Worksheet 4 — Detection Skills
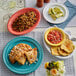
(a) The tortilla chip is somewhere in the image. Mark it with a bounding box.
[61,39,75,53]
[58,47,69,56]
[65,33,69,40]
[51,46,60,56]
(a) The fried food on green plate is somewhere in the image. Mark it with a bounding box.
[15,55,26,65]
[9,43,32,65]
[24,48,37,64]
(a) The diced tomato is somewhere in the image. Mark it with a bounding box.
[47,30,62,44]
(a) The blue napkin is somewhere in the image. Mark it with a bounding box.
[49,0,76,29]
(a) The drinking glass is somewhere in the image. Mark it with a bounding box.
[17,0,25,8]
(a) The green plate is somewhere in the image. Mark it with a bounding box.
[3,36,43,74]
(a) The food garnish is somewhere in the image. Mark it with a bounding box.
[12,11,37,32]
[48,7,64,20]
[9,43,37,65]
[45,61,65,76]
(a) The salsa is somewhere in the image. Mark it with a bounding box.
[47,30,62,44]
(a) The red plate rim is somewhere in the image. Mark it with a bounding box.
[7,8,41,35]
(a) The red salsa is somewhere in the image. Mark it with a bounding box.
[47,30,62,44]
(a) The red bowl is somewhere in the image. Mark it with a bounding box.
[7,8,41,35]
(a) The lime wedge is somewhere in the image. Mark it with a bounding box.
[55,13,64,18]
[54,7,61,13]
[50,14,56,20]
[9,1,16,9]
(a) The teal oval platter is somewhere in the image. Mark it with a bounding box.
[3,36,43,74]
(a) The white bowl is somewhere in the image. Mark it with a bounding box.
[43,27,75,59]
[43,3,69,24]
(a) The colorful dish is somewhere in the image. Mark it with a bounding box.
[45,61,65,76]
[44,27,65,46]
[7,8,40,35]
[3,37,43,74]
[43,27,75,59]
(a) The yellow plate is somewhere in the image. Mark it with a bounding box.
[44,27,65,46]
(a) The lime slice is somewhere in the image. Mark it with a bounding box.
[48,8,51,14]
[9,1,16,9]
[50,14,56,20]
[51,8,56,15]
[55,13,64,18]
[54,7,61,13]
